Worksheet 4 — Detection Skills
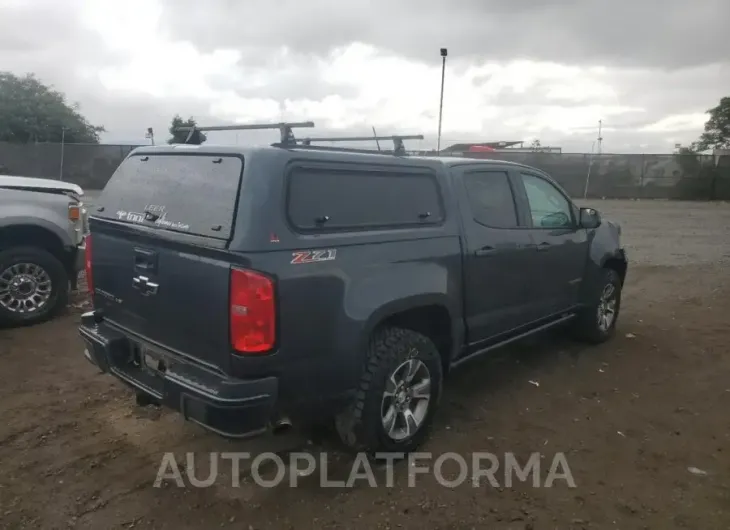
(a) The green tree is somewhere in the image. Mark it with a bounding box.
[168,115,207,144]
[693,96,730,152]
[0,72,104,143]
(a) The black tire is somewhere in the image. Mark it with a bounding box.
[0,246,69,326]
[335,327,443,455]
[573,268,622,344]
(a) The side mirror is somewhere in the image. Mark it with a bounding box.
[540,212,571,228]
[579,207,601,229]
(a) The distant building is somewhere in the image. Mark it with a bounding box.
[440,141,562,155]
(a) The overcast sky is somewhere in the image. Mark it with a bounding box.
[1,0,728,152]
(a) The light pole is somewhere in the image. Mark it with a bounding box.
[437,47,448,153]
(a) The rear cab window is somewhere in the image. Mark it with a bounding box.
[286,165,444,232]
[463,170,519,228]
[96,153,243,240]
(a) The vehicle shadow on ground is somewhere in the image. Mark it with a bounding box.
[438,328,584,422]
[220,328,596,501]
[255,328,590,479]
[87,325,603,500]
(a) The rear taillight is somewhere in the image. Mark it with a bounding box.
[84,235,93,295]
[229,268,275,354]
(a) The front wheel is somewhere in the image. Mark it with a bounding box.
[335,327,443,455]
[0,246,69,326]
[573,268,622,343]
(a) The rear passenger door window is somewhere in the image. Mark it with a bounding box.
[286,166,443,231]
[520,173,573,229]
[463,170,519,228]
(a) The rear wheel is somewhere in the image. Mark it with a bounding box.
[0,247,69,326]
[573,268,622,343]
[335,327,442,455]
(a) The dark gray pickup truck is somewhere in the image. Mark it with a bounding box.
[80,135,627,454]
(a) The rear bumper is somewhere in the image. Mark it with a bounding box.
[78,311,278,439]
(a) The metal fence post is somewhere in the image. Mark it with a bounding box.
[709,154,718,200]
[583,153,593,199]
[59,129,66,181]
[640,153,645,189]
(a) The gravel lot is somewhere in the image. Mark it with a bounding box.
[1,199,729,529]
[577,199,730,266]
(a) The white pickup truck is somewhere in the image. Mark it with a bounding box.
[0,176,89,326]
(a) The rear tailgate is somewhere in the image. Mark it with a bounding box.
[89,152,244,371]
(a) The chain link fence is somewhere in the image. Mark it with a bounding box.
[1,141,729,199]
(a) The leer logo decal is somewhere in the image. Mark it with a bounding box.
[291,249,337,264]
[115,209,191,231]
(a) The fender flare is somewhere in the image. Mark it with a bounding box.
[359,293,463,364]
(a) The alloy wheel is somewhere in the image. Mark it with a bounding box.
[0,262,53,314]
[381,358,432,441]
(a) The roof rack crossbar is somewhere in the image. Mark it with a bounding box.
[283,144,399,156]
[298,134,424,155]
[175,121,315,145]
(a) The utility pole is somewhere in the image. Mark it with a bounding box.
[597,119,603,154]
[437,47,448,153]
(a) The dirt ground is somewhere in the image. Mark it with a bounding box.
[1,200,729,530]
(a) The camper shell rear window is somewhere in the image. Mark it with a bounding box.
[96,153,243,239]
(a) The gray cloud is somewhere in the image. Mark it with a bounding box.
[0,0,728,152]
[0,1,125,102]
[158,0,730,69]
[612,64,729,115]
[211,57,359,101]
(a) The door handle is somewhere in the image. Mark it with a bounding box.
[536,242,551,251]
[474,246,496,257]
[134,248,158,273]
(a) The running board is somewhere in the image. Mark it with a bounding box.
[451,313,576,368]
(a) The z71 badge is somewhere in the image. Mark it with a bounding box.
[291,249,337,264]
